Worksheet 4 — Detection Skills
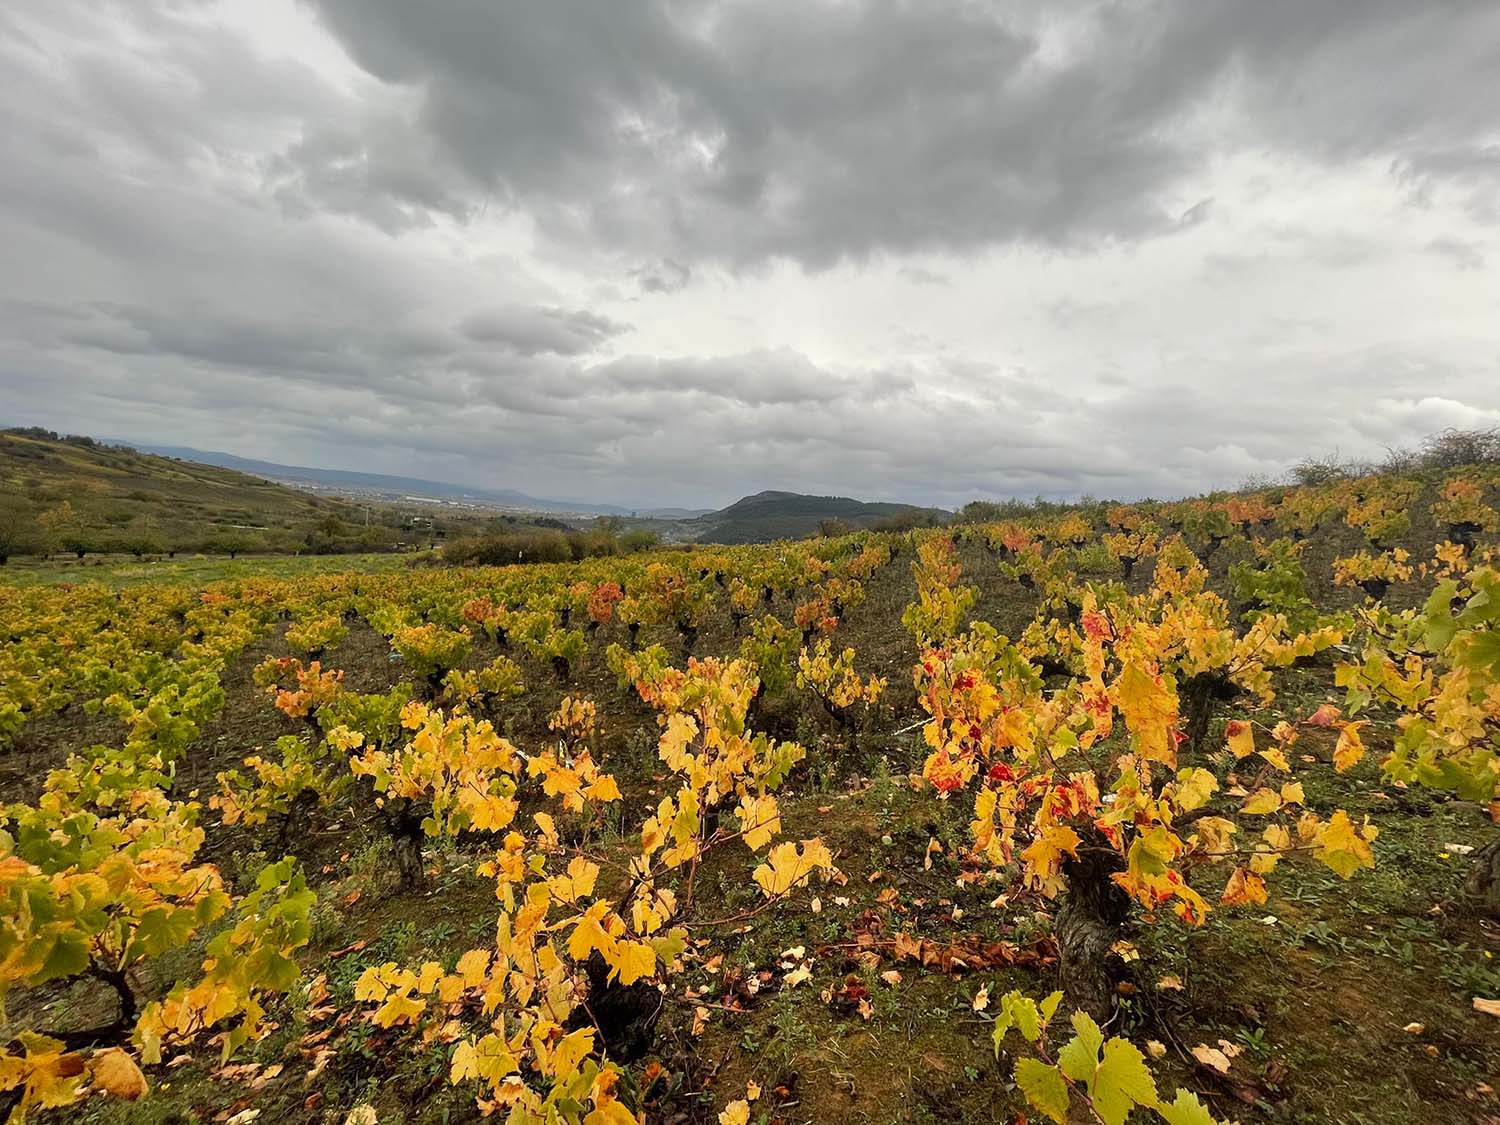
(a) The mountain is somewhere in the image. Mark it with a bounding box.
[110,441,637,517]
[690,490,948,544]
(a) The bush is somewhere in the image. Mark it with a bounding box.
[443,529,574,566]
[444,526,659,567]
[619,529,660,553]
[1415,427,1500,469]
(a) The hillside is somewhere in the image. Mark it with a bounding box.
[113,440,642,517]
[691,489,947,543]
[0,429,493,559]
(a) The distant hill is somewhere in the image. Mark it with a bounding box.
[691,490,947,544]
[110,441,639,517]
[0,429,510,558]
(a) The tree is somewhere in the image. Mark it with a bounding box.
[204,531,256,559]
[0,496,41,564]
[38,500,85,557]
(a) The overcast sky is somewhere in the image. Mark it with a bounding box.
[2,1,1498,509]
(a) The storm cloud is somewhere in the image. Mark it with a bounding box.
[1,0,1497,508]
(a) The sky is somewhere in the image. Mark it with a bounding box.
[2,0,1498,510]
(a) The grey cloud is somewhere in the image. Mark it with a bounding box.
[1426,236,1486,271]
[632,259,692,295]
[0,1,1497,512]
[283,0,1500,268]
[458,306,631,356]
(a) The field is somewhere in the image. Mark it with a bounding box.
[2,467,1498,1125]
[0,553,414,589]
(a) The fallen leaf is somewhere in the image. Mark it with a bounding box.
[1306,704,1342,727]
[1474,998,1500,1018]
[1110,940,1140,963]
[1402,1022,1425,1034]
[1146,1040,1167,1059]
[91,1049,148,1101]
[972,986,990,1012]
[880,970,903,986]
[1191,1044,1233,1074]
[1156,974,1184,991]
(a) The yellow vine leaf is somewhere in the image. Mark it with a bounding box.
[1241,788,1281,815]
[1220,867,1268,907]
[1225,720,1255,759]
[1174,767,1217,812]
[1317,810,1378,877]
[607,940,657,986]
[736,794,781,851]
[752,839,833,897]
[1333,722,1367,772]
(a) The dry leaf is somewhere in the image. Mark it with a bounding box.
[1110,940,1140,963]
[1146,1040,1167,1059]
[1473,998,1500,1018]
[1156,974,1184,991]
[972,986,991,1012]
[880,970,903,986]
[1402,1022,1425,1034]
[91,1049,148,1101]
[1191,1044,1232,1074]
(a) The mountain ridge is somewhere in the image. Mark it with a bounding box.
[105,441,704,518]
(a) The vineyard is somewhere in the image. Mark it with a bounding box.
[2,465,1498,1125]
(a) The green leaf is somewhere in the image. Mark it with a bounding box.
[1421,582,1458,651]
[1156,1088,1221,1125]
[1014,1058,1070,1124]
[1091,1038,1159,1125]
[1057,1010,1104,1082]
[129,905,198,958]
[994,991,1043,1046]
[38,930,90,982]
